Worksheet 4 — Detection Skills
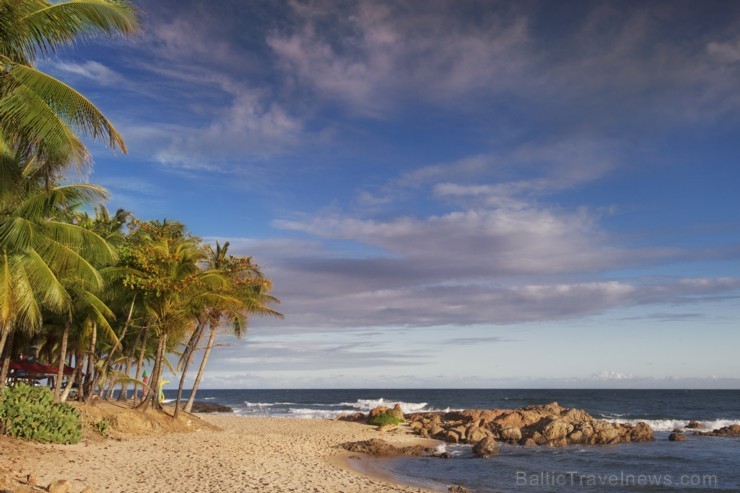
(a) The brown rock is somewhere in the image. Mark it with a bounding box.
[686,420,704,429]
[542,419,572,441]
[430,425,445,437]
[448,486,471,493]
[340,439,432,457]
[445,430,461,444]
[25,474,37,486]
[630,422,654,442]
[520,438,537,447]
[500,427,522,443]
[568,430,584,444]
[389,403,405,420]
[79,488,95,493]
[669,432,686,442]
[700,424,740,437]
[368,406,390,420]
[466,426,487,444]
[47,480,71,493]
[472,436,500,458]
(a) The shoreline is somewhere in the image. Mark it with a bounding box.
[0,414,438,493]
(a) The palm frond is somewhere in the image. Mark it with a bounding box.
[7,63,126,152]
[19,0,140,60]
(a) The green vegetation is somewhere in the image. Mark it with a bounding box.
[0,0,283,436]
[367,413,405,427]
[0,383,82,443]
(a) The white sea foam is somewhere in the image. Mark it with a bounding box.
[243,401,277,407]
[341,398,430,413]
[610,418,740,432]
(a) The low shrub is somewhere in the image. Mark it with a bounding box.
[0,383,82,444]
[367,413,405,426]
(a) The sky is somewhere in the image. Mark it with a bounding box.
[46,0,740,388]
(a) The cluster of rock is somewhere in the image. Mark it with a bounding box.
[405,402,654,448]
[693,424,740,437]
[188,401,234,413]
[340,401,654,451]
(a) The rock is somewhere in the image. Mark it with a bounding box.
[568,430,584,444]
[25,474,37,486]
[430,425,445,437]
[337,412,366,422]
[188,401,234,413]
[466,426,487,444]
[341,439,432,457]
[699,424,740,437]
[435,452,452,459]
[368,406,390,420]
[409,421,423,431]
[11,486,36,493]
[448,486,471,493]
[500,427,522,443]
[542,419,571,441]
[445,430,460,444]
[389,403,405,420]
[669,432,686,441]
[630,422,654,442]
[79,488,95,493]
[472,436,500,458]
[47,480,71,493]
[686,420,704,429]
[520,438,537,447]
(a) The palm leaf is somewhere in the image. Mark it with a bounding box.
[7,63,126,152]
[18,0,140,60]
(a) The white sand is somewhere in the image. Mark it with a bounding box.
[4,416,437,493]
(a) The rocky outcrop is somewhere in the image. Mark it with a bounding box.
[189,401,234,413]
[686,420,704,429]
[695,424,740,437]
[336,412,366,422]
[405,402,654,448]
[340,439,435,457]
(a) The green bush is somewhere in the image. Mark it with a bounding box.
[0,383,82,444]
[367,413,405,426]
[94,414,118,436]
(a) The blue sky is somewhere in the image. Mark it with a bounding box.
[49,0,740,388]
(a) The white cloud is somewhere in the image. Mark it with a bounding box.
[50,60,122,85]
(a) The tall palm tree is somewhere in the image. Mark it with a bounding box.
[0,0,140,176]
[182,242,282,415]
[0,151,115,388]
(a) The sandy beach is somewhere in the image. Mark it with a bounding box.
[1,413,436,493]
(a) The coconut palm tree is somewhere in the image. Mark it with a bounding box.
[0,0,139,176]
[181,242,282,415]
[0,150,115,389]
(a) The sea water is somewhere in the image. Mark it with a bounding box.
[163,389,740,492]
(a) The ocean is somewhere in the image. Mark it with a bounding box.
[162,389,740,492]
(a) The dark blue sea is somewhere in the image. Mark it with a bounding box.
[162,389,740,492]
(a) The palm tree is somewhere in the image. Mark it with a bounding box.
[181,242,282,415]
[0,151,115,388]
[0,0,139,177]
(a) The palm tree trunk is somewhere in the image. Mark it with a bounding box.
[60,358,82,403]
[133,325,149,405]
[118,328,142,402]
[0,328,15,388]
[184,322,217,413]
[174,322,205,417]
[54,318,71,401]
[75,346,85,401]
[84,321,97,402]
[137,333,165,411]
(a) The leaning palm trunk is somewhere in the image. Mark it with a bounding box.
[174,322,205,417]
[137,333,165,411]
[60,358,83,403]
[0,329,15,387]
[184,322,217,413]
[118,328,142,402]
[133,325,149,405]
[54,319,71,401]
